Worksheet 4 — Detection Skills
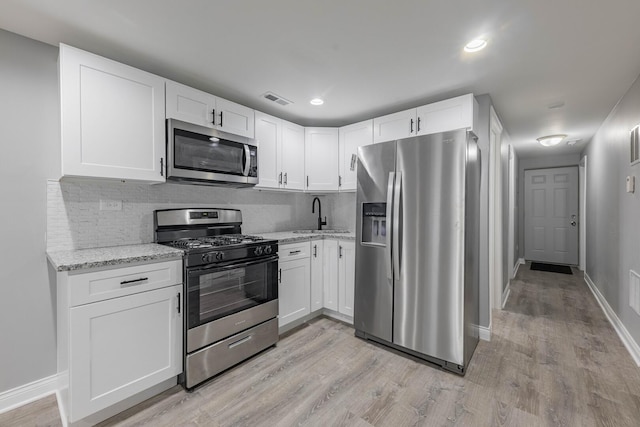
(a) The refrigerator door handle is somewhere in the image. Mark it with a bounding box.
[385,172,395,281]
[392,172,402,281]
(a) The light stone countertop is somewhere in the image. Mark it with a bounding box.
[47,244,184,272]
[257,230,355,244]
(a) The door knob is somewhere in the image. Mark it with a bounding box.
[570,220,577,226]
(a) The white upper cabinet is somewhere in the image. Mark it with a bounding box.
[59,44,165,182]
[305,127,339,192]
[372,94,478,144]
[281,120,306,190]
[416,94,478,136]
[339,120,373,191]
[165,80,254,138]
[373,108,417,143]
[255,112,305,190]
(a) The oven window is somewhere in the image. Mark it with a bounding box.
[174,129,245,175]
[187,259,277,329]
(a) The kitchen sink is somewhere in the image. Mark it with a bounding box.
[292,229,350,234]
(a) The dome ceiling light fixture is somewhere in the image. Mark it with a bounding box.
[464,38,487,53]
[310,98,324,106]
[537,134,567,147]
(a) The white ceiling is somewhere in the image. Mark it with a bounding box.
[2,0,640,158]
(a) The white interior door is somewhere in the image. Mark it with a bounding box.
[524,166,579,265]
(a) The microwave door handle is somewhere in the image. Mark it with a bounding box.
[243,145,251,176]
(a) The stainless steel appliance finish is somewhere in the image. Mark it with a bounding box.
[354,129,480,375]
[154,208,278,389]
[166,119,258,187]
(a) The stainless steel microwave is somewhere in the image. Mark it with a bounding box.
[166,119,258,187]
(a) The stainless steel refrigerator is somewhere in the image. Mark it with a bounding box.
[354,129,480,375]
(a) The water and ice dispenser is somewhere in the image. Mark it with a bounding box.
[361,203,386,246]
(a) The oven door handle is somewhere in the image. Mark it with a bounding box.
[188,255,278,276]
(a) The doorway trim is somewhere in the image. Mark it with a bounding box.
[579,155,587,271]
[488,106,503,315]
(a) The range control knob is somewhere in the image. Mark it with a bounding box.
[265,246,273,255]
[216,252,225,261]
[202,253,213,263]
[254,246,264,256]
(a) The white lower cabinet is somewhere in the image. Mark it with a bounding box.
[338,241,356,317]
[322,240,339,312]
[69,285,182,422]
[278,242,311,328]
[56,259,183,425]
[310,240,324,311]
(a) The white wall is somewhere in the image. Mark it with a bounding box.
[583,72,640,345]
[0,29,60,393]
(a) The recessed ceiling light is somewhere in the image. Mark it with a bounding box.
[464,39,487,53]
[537,134,567,147]
[310,98,324,106]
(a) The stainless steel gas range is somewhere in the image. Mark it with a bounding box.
[154,208,278,389]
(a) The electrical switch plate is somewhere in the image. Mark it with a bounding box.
[626,176,635,193]
[99,199,123,211]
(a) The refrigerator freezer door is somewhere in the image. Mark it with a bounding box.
[354,141,396,342]
[393,129,468,365]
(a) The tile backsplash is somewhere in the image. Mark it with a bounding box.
[47,179,356,251]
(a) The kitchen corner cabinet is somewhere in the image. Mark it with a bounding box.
[56,260,183,425]
[166,80,255,138]
[339,120,373,191]
[278,242,311,327]
[305,127,339,191]
[59,44,166,182]
[310,240,324,311]
[255,111,305,190]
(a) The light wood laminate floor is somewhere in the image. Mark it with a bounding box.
[2,264,640,426]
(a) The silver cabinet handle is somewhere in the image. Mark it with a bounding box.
[211,109,216,125]
[289,250,302,255]
[410,118,414,134]
[120,277,148,286]
[284,172,288,185]
[339,246,343,258]
[313,244,317,258]
[278,172,283,185]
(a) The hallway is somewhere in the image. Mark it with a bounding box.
[1,264,639,426]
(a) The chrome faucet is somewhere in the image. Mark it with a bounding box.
[312,197,327,231]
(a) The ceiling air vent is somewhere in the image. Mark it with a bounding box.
[262,92,293,106]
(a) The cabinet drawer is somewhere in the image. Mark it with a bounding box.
[68,260,182,306]
[279,242,310,261]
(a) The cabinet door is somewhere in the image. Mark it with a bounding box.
[372,108,416,144]
[60,44,165,182]
[416,94,476,136]
[305,127,339,192]
[339,120,373,191]
[68,285,182,422]
[281,120,306,190]
[310,240,324,312]
[165,80,217,128]
[278,258,311,327]
[255,111,281,189]
[338,241,356,318]
[216,97,255,138]
[323,240,339,311]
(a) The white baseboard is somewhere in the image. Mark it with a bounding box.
[584,273,640,366]
[478,324,491,341]
[0,374,59,415]
[502,282,511,309]
[513,258,525,278]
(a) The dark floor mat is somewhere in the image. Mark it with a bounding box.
[530,262,573,275]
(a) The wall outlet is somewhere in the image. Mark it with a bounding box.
[99,199,123,211]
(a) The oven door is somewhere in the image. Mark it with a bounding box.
[186,255,278,352]
[167,119,258,185]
